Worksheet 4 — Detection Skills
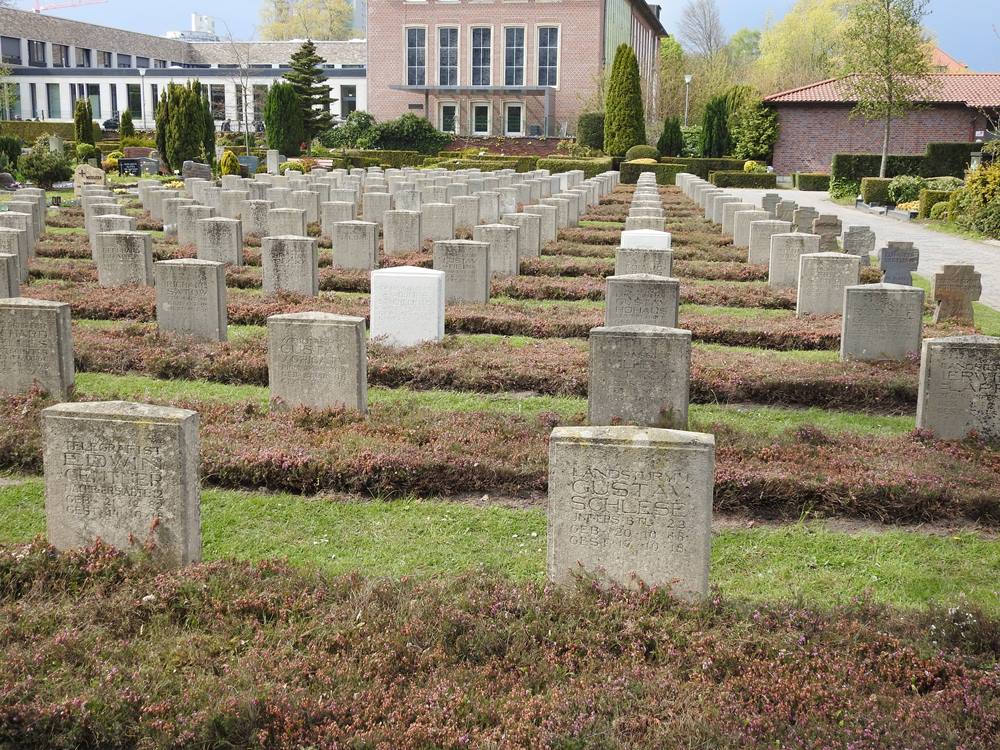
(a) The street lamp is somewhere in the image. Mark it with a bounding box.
[683,74,693,127]
[138,67,146,130]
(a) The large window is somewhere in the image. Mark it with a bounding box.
[87,83,100,119]
[29,83,37,118]
[405,27,426,86]
[440,102,457,134]
[110,85,118,117]
[1,37,21,66]
[471,27,491,86]
[28,40,45,67]
[126,83,142,118]
[209,84,225,119]
[52,44,69,68]
[136,56,150,68]
[472,103,490,135]
[438,27,458,86]
[0,83,19,120]
[253,84,268,121]
[537,26,559,86]
[97,50,112,68]
[47,83,61,119]
[154,59,166,68]
[117,53,132,68]
[504,27,524,86]
[75,47,91,67]
[340,84,357,118]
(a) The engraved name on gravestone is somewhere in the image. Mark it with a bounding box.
[0,298,74,399]
[916,335,1000,440]
[878,241,919,285]
[792,206,819,233]
[932,264,981,325]
[267,312,367,412]
[547,425,715,598]
[153,259,228,342]
[262,236,319,296]
[42,401,200,565]
[94,231,153,287]
[432,239,491,304]
[761,193,781,217]
[811,214,843,252]
[840,283,923,361]
[842,226,876,266]
[796,252,861,316]
[605,274,680,328]
[775,200,797,222]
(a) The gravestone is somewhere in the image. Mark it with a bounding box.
[0,253,19,297]
[792,206,819,233]
[878,241,919,285]
[181,160,212,180]
[369,266,446,347]
[775,200,797,222]
[94,231,154,287]
[588,324,691,429]
[473,223,520,277]
[383,210,422,255]
[196,218,244,266]
[420,203,455,243]
[0,298,74,399]
[321,201,356,237]
[266,187,292,208]
[0,227,28,278]
[267,149,280,175]
[177,205,215,247]
[41,401,200,565]
[476,191,501,224]
[768,233,820,290]
[547,425,714,598]
[795,252,861,316]
[453,195,481,232]
[811,214,843,252]
[721,202,754,237]
[362,192,392,227]
[219,190,251,221]
[237,155,259,175]
[932,265,982,325]
[625,216,666,232]
[162,198,195,231]
[761,193,781,217]
[916,335,999,440]
[732,210,770,249]
[262,236,319,295]
[267,312,367,413]
[502,213,541,259]
[241,200,274,237]
[73,164,106,196]
[332,221,378,270]
[432,239,491,304]
[523,204,558,245]
[605,274,680,328]
[267,208,307,237]
[620,229,671,251]
[614,247,673,277]
[154,259,228,342]
[840,283,923,361]
[842,225,876,266]
[289,190,321,224]
[47,135,64,154]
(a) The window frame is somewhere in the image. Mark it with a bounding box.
[503,26,525,87]
[27,40,46,67]
[1,36,21,66]
[75,47,91,67]
[536,24,560,87]
[503,100,524,136]
[209,83,225,119]
[404,26,427,87]
[471,101,491,136]
[437,25,459,87]
[439,101,458,134]
[117,53,132,68]
[51,44,70,68]
[126,82,142,118]
[470,26,493,87]
[46,82,61,119]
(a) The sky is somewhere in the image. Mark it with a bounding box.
[15,0,1000,71]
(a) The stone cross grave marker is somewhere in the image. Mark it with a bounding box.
[842,226,876,266]
[878,241,919,285]
[811,214,843,252]
[932,264,981,325]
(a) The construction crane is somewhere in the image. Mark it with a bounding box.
[32,0,108,13]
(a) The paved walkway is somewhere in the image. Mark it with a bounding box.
[724,188,1000,310]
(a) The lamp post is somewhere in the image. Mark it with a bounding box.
[138,67,146,130]
[683,74,692,127]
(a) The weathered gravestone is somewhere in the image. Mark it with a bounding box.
[811,214,843,252]
[453,195,482,233]
[733,210,770,249]
[769,233,820,290]
[267,313,367,413]
[94,231,154,287]
[369,266,445,347]
[473,223,520,277]
[73,164,106,196]
[267,208,307,237]
[262,236,319,295]
[523,204,558,245]
[241,200,274,236]
[761,193,781,217]
[748,220,792,265]
[0,298,74,398]
[0,227,28,280]
[154,259,228,342]
[792,206,819,233]
[502,213,541,259]
[795,252,861,316]
[625,216,667,232]
[878,241,919,285]
[721,202,754,237]
[916,335,1000,440]
[0,252,19,297]
[842,225,876,266]
[775,200,797,222]
[332,221,379,270]
[321,201,356,236]
[41,401,200,565]
[289,190,320,224]
[840,283,923,361]
[196,217,244,266]
[420,203,455,243]
[546,425,714,598]
[932,264,982,325]
[177,205,215,247]
[605,274,680,328]
[588,324,690,429]
[181,160,213,180]
[383,210,422,255]
[614,247,673,277]
[433,239,491,304]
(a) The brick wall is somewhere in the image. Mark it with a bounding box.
[771,103,978,175]
[366,0,605,135]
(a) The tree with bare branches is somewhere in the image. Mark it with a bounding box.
[679,0,726,57]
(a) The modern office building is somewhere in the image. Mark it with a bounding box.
[0,7,367,129]
[366,0,666,137]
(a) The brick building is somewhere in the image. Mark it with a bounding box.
[765,74,1000,175]
[366,0,667,138]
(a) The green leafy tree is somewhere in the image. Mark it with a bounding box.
[730,101,779,160]
[166,83,204,171]
[19,136,72,187]
[264,82,306,156]
[727,28,761,69]
[603,44,646,157]
[259,0,355,40]
[657,36,686,120]
[285,40,335,141]
[317,110,376,149]
[656,116,684,156]
[839,0,936,177]
[119,108,135,138]
[74,99,94,145]
[699,94,730,156]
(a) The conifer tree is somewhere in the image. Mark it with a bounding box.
[264,82,306,156]
[603,44,646,157]
[154,89,169,167]
[74,99,94,145]
[119,108,135,138]
[165,83,204,170]
[656,116,684,157]
[284,39,334,141]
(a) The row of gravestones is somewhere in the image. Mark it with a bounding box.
[0,186,48,297]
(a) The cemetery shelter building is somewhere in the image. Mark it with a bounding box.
[0,7,367,129]
[366,0,667,138]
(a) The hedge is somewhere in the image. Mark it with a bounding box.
[795,172,830,191]
[620,161,684,184]
[537,156,614,179]
[348,149,424,168]
[918,188,954,219]
[830,142,977,182]
[860,177,892,205]
[659,156,747,180]
[1,120,101,143]
[709,170,778,188]
[577,112,604,151]
[432,158,530,172]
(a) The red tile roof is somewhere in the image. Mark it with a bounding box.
[765,74,1000,108]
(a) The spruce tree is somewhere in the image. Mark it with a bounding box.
[699,95,730,158]
[154,89,169,167]
[284,39,334,141]
[603,44,646,158]
[119,108,135,138]
[190,80,215,166]
[656,116,683,157]
[165,83,204,171]
[74,99,94,145]
[264,82,306,157]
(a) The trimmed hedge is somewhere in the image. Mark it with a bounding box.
[348,149,424,168]
[918,188,953,219]
[433,158,534,172]
[660,156,747,180]
[709,170,778,188]
[1,119,101,143]
[831,142,977,182]
[537,156,613,179]
[624,144,659,161]
[796,172,830,191]
[860,177,892,205]
[620,161,684,184]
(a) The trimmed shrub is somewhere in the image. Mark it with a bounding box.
[918,189,953,219]
[165,83,204,171]
[73,99,95,145]
[660,157,746,180]
[0,135,22,168]
[830,177,861,200]
[346,149,423,168]
[656,116,683,157]
[624,144,659,161]
[366,114,452,154]
[318,110,377,149]
[968,203,1000,238]
[119,109,135,138]
[831,143,976,182]
[620,161,683,184]
[796,173,830,191]
[730,101,778,161]
[264,82,305,157]
[887,175,927,205]
[1,120,100,143]
[923,142,978,176]
[603,44,646,157]
[536,156,613,178]
[576,112,605,151]
[709,170,778,188]
[860,177,892,205]
[219,150,241,176]
[18,138,72,188]
[929,201,949,221]
[75,142,100,163]
[680,125,702,157]
[699,95,730,158]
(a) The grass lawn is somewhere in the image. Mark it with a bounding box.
[1,478,996,613]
